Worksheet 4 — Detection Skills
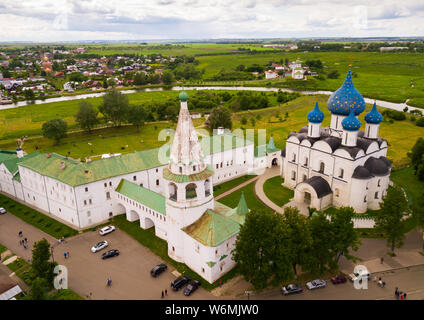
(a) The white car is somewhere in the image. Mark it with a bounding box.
[99,225,116,236]
[306,279,326,290]
[0,207,6,214]
[349,271,371,283]
[91,240,109,253]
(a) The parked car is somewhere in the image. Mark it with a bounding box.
[184,280,201,296]
[282,284,303,296]
[0,207,6,214]
[171,276,191,291]
[101,249,119,259]
[99,225,116,236]
[306,279,326,290]
[348,271,371,283]
[91,240,108,253]
[331,274,347,285]
[151,263,167,277]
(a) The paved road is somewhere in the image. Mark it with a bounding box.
[0,212,215,300]
[251,264,424,300]
[254,167,285,214]
[215,175,259,201]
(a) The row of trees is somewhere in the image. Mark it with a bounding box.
[234,184,414,290]
[234,206,360,289]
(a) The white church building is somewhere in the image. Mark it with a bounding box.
[281,68,391,213]
[0,91,280,283]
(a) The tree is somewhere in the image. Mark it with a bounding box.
[162,70,174,85]
[375,186,410,254]
[30,277,48,300]
[75,101,99,133]
[98,90,130,127]
[128,105,147,132]
[283,207,313,278]
[207,106,232,130]
[24,89,36,103]
[233,210,293,289]
[42,119,68,145]
[412,194,424,250]
[32,238,55,284]
[240,116,247,125]
[327,70,340,79]
[408,137,424,178]
[328,207,360,268]
[133,72,147,86]
[308,212,333,275]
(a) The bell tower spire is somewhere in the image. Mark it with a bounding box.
[169,90,206,175]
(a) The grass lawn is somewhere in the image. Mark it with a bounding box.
[111,214,238,291]
[213,175,255,197]
[262,176,294,207]
[0,193,78,239]
[218,181,273,214]
[391,166,424,206]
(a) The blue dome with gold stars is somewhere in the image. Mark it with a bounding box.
[327,69,366,116]
[364,102,383,124]
[342,108,361,131]
[307,102,324,123]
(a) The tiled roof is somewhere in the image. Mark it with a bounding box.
[17,133,252,187]
[182,209,241,247]
[163,166,214,183]
[115,179,166,215]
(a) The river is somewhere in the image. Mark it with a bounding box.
[0,86,420,113]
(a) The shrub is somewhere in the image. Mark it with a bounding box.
[416,118,424,127]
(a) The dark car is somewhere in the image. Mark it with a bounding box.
[101,249,120,259]
[151,263,167,277]
[282,284,303,296]
[184,280,201,296]
[331,274,347,285]
[171,276,191,291]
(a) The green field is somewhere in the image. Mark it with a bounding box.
[0,93,422,167]
[195,51,424,107]
[218,181,273,214]
[213,175,256,197]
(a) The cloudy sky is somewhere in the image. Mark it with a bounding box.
[0,0,423,41]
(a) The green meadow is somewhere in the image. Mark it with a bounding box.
[0,92,422,167]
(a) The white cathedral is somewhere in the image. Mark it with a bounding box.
[0,91,281,283]
[281,68,391,213]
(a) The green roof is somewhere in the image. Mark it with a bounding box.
[18,133,252,187]
[163,166,214,183]
[182,209,241,247]
[179,90,188,102]
[0,150,17,164]
[2,152,40,175]
[267,135,281,153]
[236,192,249,216]
[115,179,166,215]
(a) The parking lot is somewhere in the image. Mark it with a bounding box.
[0,213,216,300]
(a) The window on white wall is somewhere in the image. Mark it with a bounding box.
[85,187,88,192]
[377,179,381,187]
[291,171,296,181]
[319,162,325,174]
[375,192,379,199]
[106,192,111,200]
[339,168,344,179]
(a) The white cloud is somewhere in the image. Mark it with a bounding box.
[0,0,423,41]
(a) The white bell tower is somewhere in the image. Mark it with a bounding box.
[164,91,214,262]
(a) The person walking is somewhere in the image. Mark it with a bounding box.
[165,289,168,296]
[24,238,27,243]
[67,251,70,258]
[64,252,67,259]
[403,292,407,300]
[382,281,386,288]
[161,291,164,298]
[107,277,112,287]
[18,231,23,238]
[380,257,384,264]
